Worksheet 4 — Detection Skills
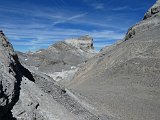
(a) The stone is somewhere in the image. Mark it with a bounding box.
[144,0,160,19]
[0,31,20,118]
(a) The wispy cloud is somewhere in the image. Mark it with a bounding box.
[91,3,104,10]
[83,0,105,10]
[3,22,124,52]
[52,12,88,25]
[112,6,128,11]
[112,6,144,11]
[0,0,142,52]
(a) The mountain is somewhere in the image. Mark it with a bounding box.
[0,33,101,119]
[17,35,95,85]
[0,31,19,119]
[18,35,94,71]
[67,1,160,120]
[0,31,35,119]
[1,1,160,120]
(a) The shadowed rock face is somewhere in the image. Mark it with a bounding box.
[0,31,20,118]
[0,31,35,119]
[68,1,160,120]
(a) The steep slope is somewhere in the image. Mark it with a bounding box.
[0,31,22,119]
[0,31,33,119]
[68,1,160,120]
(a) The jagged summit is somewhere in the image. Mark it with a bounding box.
[64,35,94,51]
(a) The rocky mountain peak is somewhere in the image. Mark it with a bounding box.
[64,35,94,51]
[144,0,160,19]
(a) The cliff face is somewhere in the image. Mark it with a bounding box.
[64,35,94,51]
[68,1,160,120]
[0,31,20,118]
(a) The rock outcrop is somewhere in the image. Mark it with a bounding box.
[67,1,160,120]
[0,31,20,119]
[0,33,100,119]
[64,35,94,51]
[1,1,160,120]
[144,0,160,19]
[125,0,160,40]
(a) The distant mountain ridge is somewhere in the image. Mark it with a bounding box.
[1,0,160,120]
[17,35,96,74]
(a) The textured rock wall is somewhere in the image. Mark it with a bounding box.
[0,31,20,118]
[144,0,160,19]
[64,35,94,51]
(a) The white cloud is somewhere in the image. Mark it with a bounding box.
[0,1,127,52]
[112,6,128,11]
[112,6,144,11]
[2,22,124,52]
[52,13,88,25]
[91,3,104,10]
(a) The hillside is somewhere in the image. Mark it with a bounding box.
[67,1,160,120]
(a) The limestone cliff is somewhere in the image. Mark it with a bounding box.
[64,35,94,51]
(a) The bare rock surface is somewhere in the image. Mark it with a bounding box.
[0,32,102,119]
[68,1,160,120]
[17,35,95,75]
[64,35,94,51]
[0,31,21,119]
[144,0,160,19]
[1,1,160,120]
[12,76,77,120]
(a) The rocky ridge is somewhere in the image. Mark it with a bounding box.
[67,1,160,120]
[144,0,160,19]
[1,1,160,120]
[0,32,103,119]
[17,35,95,85]
[0,31,19,119]
[0,31,35,119]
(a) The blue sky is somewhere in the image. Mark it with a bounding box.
[0,0,156,52]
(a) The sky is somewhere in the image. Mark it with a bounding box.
[0,0,157,52]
